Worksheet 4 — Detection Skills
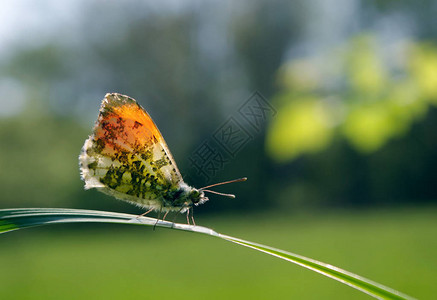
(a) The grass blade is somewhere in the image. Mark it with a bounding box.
[0,208,415,300]
[218,234,415,300]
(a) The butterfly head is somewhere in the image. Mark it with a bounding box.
[174,177,247,209]
[187,188,209,206]
[170,183,209,211]
[171,177,248,211]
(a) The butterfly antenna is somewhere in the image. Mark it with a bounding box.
[199,177,247,190]
[202,189,236,199]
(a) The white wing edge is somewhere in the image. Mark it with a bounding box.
[79,137,106,190]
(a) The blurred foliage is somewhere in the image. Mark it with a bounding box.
[0,113,86,207]
[267,96,334,160]
[0,1,436,213]
[267,36,437,208]
[268,36,437,161]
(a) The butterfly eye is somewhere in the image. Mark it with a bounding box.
[191,190,200,201]
[187,189,204,204]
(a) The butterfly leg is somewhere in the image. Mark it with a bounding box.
[139,207,154,217]
[153,207,162,231]
[162,211,169,221]
[190,208,196,226]
[135,207,154,223]
[186,208,196,226]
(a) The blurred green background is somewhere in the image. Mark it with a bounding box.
[1,0,436,299]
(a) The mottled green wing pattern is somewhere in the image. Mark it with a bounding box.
[79,93,184,211]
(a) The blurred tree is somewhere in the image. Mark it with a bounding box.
[267,36,437,208]
[1,0,436,213]
[268,36,437,160]
[0,114,86,207]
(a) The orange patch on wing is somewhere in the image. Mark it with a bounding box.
[93,102,163,157]
[113,103,162,138]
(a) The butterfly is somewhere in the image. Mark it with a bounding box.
[79,93,246,225]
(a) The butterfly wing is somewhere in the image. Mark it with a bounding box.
[79,93,183,209]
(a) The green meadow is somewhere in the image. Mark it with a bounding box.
[1,207,435,299]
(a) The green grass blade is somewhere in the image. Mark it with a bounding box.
[217,234,415,300]
[0,208,415,300]
[0,208,216,235]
